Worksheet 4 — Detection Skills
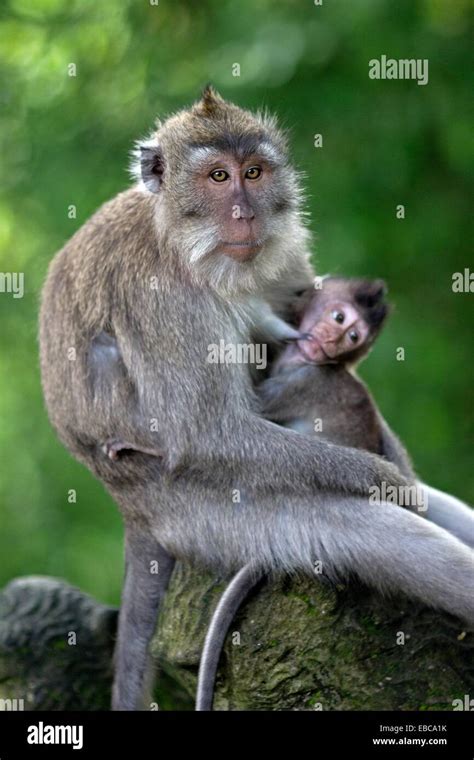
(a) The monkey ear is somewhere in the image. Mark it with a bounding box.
[354,279,389,328]
[355,279,387,308]
[140,144,165,193]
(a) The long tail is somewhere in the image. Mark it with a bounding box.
[195,564,260,711]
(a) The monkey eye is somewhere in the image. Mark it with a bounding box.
[349,330,359,343]
[210,169,229,182]
[331,310,345,324]
[245,166,262,180]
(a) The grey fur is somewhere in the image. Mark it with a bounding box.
[39,93,474,711]
[196,278,474,709]
[422,484,474,549]
[112,531,174,710]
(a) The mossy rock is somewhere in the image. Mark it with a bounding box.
[0,577,117,710]
[153,563,474,710]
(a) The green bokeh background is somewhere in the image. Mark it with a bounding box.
[0,0,472,605]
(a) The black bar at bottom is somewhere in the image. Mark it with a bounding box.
[0,710,471,757]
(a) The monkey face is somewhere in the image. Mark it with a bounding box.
[135,87,307,295]
[185,148,290,262]
[298,300,370,363]
[296,278,389,366]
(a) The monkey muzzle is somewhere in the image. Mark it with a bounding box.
[296,334,336,364]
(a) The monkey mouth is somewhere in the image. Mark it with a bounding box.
[296,335,334,365]
[221,240,262,247]
[219,240,263,262]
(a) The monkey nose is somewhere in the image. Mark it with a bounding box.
[236,206,255,220]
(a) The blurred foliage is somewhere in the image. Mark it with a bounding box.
[0,0,472,604]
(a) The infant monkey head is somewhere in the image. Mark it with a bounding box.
[296,277,389,366]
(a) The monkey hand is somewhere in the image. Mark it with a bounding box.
[323,445,415,502]
[349,452,419,509]
[278,325,306,343]
[283,330,313,344]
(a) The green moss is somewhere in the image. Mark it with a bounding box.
[154,565,474,710]
[52,639,68,650]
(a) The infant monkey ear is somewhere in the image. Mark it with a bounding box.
[355,279,387,307]
[354,279,389,327]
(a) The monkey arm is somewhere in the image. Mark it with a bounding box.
[257,367,320,422]
[105,411,410,496]
[88,325,409,496]
[83,308,407,496]
[256,364,339,423]
[248,298,303,343]
[103,366,411,498]
[194,412,412,498]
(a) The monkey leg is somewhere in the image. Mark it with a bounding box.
[155,490,474,627]
[112,527,175,710]
[196,564,260,711]
[422,484,474,549]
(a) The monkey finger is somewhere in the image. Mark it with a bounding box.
[297,332,315,342]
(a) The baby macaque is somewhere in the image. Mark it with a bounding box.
[196,276,414,710]
[258,276,406,462]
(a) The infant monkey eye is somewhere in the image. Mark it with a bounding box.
[210,169,229,182]
[332,310,345,324]
[245,166,262,179]
[349,330,359,343]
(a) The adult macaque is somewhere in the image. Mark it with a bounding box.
[39,89,474,711]
[196,276,474,710]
